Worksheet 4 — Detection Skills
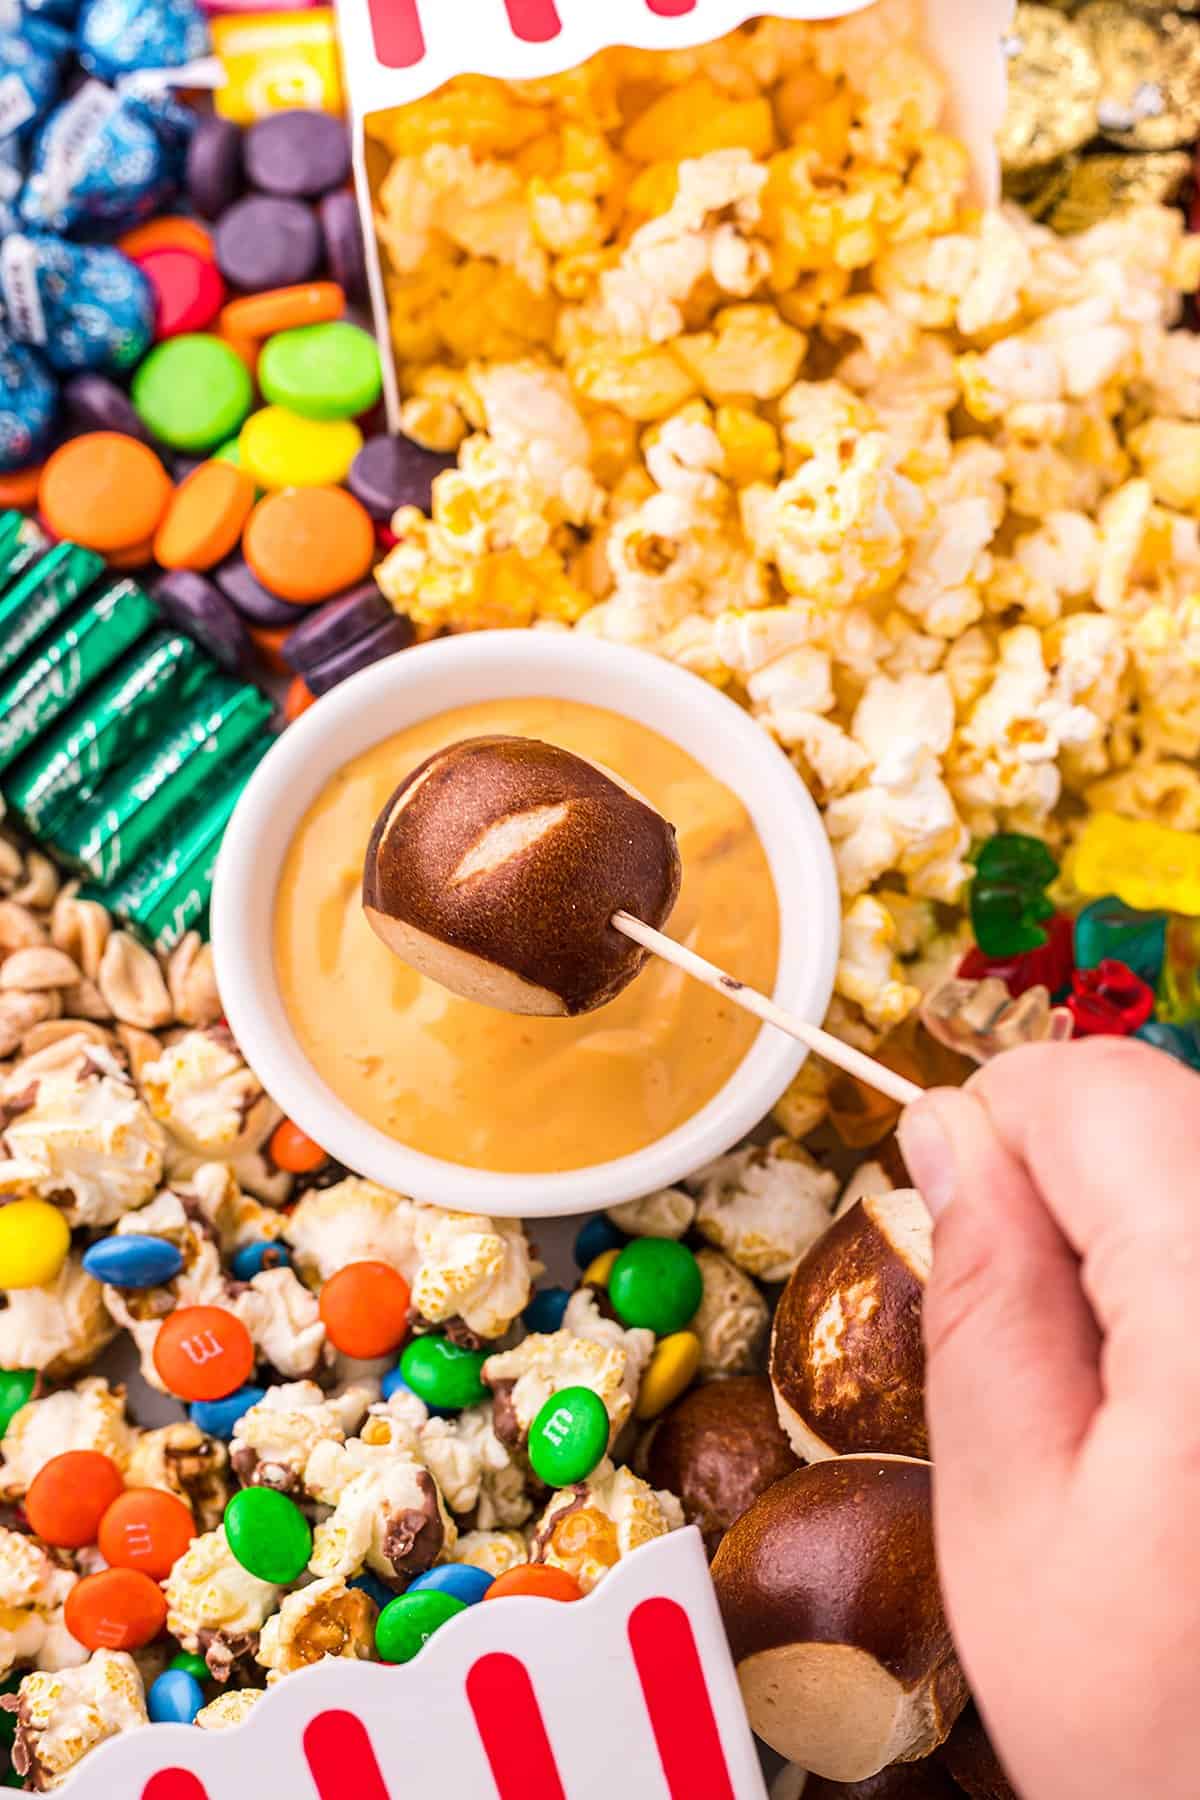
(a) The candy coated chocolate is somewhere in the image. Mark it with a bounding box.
[348,433,456,521]
[243,109,350,199]
[185,114,243,221]
[150,568,251,673]
[213,553,304,627]
[63,372,149,441]
[318,189,366,302]
[647,1375,799,1556]
[281,580,395,674]
[305,614,415,695]
[213,195,321,292]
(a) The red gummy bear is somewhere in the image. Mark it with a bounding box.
[959,912,1075,999]
[1066,958,1155,1037]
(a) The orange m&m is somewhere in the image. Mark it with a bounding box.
[319,1261,411,1360]
[269,1117,326,1173]
[484,1566,584,1604]
[25,1451,125,1549]
[98,1488,197,1581]
[65,1568,167,1652]
[153,1305,255,1402]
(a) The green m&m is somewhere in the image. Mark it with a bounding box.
[528,1387,609,1488]
[0,1371,35,1438]
[609,1238,702,1336]
[167,1652,210,1684]
[399,1335,489,1412]
[375,1590,466,1664]
[224,1487,312,1584]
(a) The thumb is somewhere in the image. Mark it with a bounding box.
[899,1089,1100,1519]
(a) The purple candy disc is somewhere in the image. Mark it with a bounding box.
[151,570,252,674]
[244,111,351,200]
[213,554,306,628]
[281,581,396,675]
[348,434,456,522]
[213,196,321,292]
[305,616,415,695]
[187,115,244,222]
[318,190,367,303]
[62,374,151,442]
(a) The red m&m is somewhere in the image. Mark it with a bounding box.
[153,1305,255,1401]
[25,1452,125,1549]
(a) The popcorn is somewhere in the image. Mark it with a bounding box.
[285,1181,538,1341]
[690,1248,770,1378]
[231,1383,371,1494]
[448,1529,529,1579]
[606,1188,696,1241]
[837,895,921,1032]
[164,1530,281,1674]
[234,1268,328,1383]
[0,1530,78,1682]
[0,1044,164,1226]
[306,1436,456,1585]
[691,1139,837,1282]
[141,1028,278,1161]
[11,1651,146,1791]
[531,1461,683,1594]
[0,1257,117,1384]
[196,1689,264,1732]
[256,1579,377,1684]
[0,1378,132,1500]
[125,1423,231,1534]
[415,1406,532,1530]
[483,1288,654,1448]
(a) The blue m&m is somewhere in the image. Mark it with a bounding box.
[407,1564,493,1606]
[81,1233,183,1289]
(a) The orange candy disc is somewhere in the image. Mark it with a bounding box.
[248,624,293,674]
[118,216,215,262]
[319,1261,412,1360]
[153,1305,255,1402]
[243,485,375,603]
[219,283,345,342]
[0,465,44,508]
[282,675,316,723]
[484,1567,584,1604]
[98,1488,197,1581]
[25,1451,125,1549]
[269,1118,326,1173]
[65,1568,168,1652]
[39,434,173,554]
[153,461,256,571]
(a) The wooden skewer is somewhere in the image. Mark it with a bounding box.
[612,911,923,1109]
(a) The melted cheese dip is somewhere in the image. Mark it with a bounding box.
[275,697,779,1173]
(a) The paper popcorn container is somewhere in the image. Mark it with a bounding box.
[335,0,1015,425]
[62,1529,769,1799]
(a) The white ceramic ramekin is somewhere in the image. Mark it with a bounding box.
[212,632,839,1218]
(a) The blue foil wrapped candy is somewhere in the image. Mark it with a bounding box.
[19,79,191,237]
[77,0,208,82]
[0,231,154,371]
[0,17,71,146]
[0,331,58,471]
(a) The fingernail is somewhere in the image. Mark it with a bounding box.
[899,1101,959,1221]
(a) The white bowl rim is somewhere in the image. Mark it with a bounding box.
[212,632,839,1218]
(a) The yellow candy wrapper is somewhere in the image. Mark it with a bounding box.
[212,8,344,123]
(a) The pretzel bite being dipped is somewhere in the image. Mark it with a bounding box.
[362,735,682,1016]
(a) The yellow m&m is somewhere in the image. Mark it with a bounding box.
[635,1331,702,1421]
[0,1200,71,1290]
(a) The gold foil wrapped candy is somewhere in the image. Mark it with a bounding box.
[999,4,1102,170]
[1043,150,1193,231]
[1077,1,1200,150]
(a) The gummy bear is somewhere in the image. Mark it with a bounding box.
[1071,812,1200,917]
[1157,916,1200,1025]
[1066,959,1155,1038]
[959,912,1075,999]
[1074,895,1168,987]
[921,978,1073,1066]
[969,833,1058,958]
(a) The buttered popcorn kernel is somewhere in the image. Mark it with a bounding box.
[367,2,1200,1056]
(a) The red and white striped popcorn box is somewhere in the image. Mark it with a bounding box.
[64,1528,768,1798]
[333,0,1015,425]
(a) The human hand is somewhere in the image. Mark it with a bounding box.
[898,1039,1200,1800]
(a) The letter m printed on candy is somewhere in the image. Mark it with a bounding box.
[61,1532,769,1798]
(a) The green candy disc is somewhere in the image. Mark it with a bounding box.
[399,1335,489,1411]
[224,1487,312,1584]
[375,1590,466,1664]
[0,1370,35,1437]
[132,335,254,452]
[528,1386,609,1488]
[258,322,383,423]
[608,1238,703,1336]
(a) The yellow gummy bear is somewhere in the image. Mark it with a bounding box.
[1072,812,1200,917]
